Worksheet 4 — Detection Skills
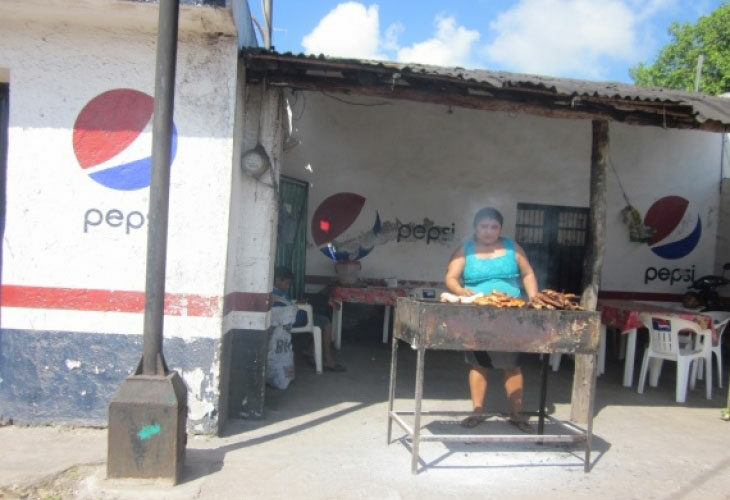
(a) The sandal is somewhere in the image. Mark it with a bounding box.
[508,416,535,434]
[323,363,346,372]
[460,414,486,428]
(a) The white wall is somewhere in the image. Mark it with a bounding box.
[223,76,283,332]
[282,92,722,295]
[0,10,238,338]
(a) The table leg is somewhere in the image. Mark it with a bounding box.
[622,329,637,387]
[333,300,343,350]
[411,344,425,475]
[538,354,549,435]
[597,324,606,376]
[382,305,391,344]
[387,336,399,444]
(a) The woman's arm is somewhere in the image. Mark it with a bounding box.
[445,246,474,296]
[514,242,538,300]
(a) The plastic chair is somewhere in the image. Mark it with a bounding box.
[290,304,323,374]
[548,324,606,375]
[695,311,729,388]
[637,313,711,403]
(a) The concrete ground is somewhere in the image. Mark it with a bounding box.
[1,329,729,500]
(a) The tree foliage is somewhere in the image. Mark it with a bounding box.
[630,3,730,95]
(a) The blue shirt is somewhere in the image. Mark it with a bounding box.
[272,287,307,326]
[462,237,522,298]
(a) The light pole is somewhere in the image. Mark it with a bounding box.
[107,0,188,483]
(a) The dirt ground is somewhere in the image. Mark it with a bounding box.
[1,329,729,500]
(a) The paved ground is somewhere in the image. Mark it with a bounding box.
[1,333,729,499]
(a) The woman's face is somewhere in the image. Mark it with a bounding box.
[474,217,502,246]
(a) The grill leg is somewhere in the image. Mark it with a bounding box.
[538,353,549,435]
[382,306,391,343]
[411,345,425,474]
[387,335,399,444]
[584,353,598,472]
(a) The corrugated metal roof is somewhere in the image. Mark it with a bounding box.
[244,51,730,131]
[397,62,730,126]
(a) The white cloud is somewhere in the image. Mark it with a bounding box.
[301,3,480,67]
[483,0,651,79]
[396,16,481,67]
[383,22,404,52]
[301,2,385,60]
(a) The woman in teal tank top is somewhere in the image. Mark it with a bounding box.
[444,207,538,432]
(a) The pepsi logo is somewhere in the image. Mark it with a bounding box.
[644,195,702,260]
[311,192,381,261]
[72,89,177,190]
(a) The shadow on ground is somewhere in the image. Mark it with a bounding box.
[189,317,725,482]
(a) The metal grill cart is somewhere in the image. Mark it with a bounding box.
[387,297,601,474]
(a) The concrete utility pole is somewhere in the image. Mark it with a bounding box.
[262,0,273,49]
[694,54,704,92]
[107,0,188,484]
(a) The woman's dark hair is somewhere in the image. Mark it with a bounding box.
[473,207,503,227]
[274,266,294,281]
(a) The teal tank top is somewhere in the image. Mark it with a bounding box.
[462,237,522,298]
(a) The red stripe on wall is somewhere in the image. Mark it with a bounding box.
[1,285,272,316]
[1,284,689,317]
[223,292,272,315]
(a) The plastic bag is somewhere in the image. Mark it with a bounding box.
[266,326,295,389]
[270,304,298,327]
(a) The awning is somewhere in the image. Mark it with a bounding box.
[243,50,730,133]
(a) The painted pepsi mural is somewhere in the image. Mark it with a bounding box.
[73,88,177,191]
[644,195,701,260]
[311,192,455,262]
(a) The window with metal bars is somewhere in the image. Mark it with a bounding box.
[515,203,589,294]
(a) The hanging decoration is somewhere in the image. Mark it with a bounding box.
[610,159,656,243]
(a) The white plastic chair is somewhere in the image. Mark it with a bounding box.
[637,313,711,403]
[548,324,606,376]
[290,304,323,374]
[695,311,729,388]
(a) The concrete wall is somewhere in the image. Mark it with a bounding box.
[221,64,283,422]
[715,134,730,285]
[0,2,238,433]
[281,92,722,296]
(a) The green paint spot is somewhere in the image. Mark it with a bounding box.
[138,424,161,440]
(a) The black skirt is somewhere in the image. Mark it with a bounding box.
[465,350,520,369]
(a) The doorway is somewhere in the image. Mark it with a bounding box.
[275,175,308,300]
[1,82,9,282]
[515,202,589,294]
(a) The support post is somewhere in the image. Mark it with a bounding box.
[107,0,187,483]
[571,120,608,424]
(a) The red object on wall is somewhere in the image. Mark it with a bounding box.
[644,195,689,245]
[72,89,154,169]
[311,192,366,245]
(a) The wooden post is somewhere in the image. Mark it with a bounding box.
[571,120,608,423]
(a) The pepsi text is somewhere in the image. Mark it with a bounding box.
[397,222,455,244]
[644,265,695,285]
[84,208,145,234]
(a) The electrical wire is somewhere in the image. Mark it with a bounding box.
[322,92,391,107]
[608,157,632,206]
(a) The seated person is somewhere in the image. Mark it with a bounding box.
[273,266,346,372]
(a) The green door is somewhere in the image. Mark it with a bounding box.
[275,176,309,299]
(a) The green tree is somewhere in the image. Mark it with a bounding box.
[630,2,730,95]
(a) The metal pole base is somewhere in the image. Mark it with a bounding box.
[107,371,188,484]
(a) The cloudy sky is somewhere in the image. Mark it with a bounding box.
[249,0,723,82]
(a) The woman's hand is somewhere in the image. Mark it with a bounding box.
[514,242,538,300]
[445,246,470,296]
